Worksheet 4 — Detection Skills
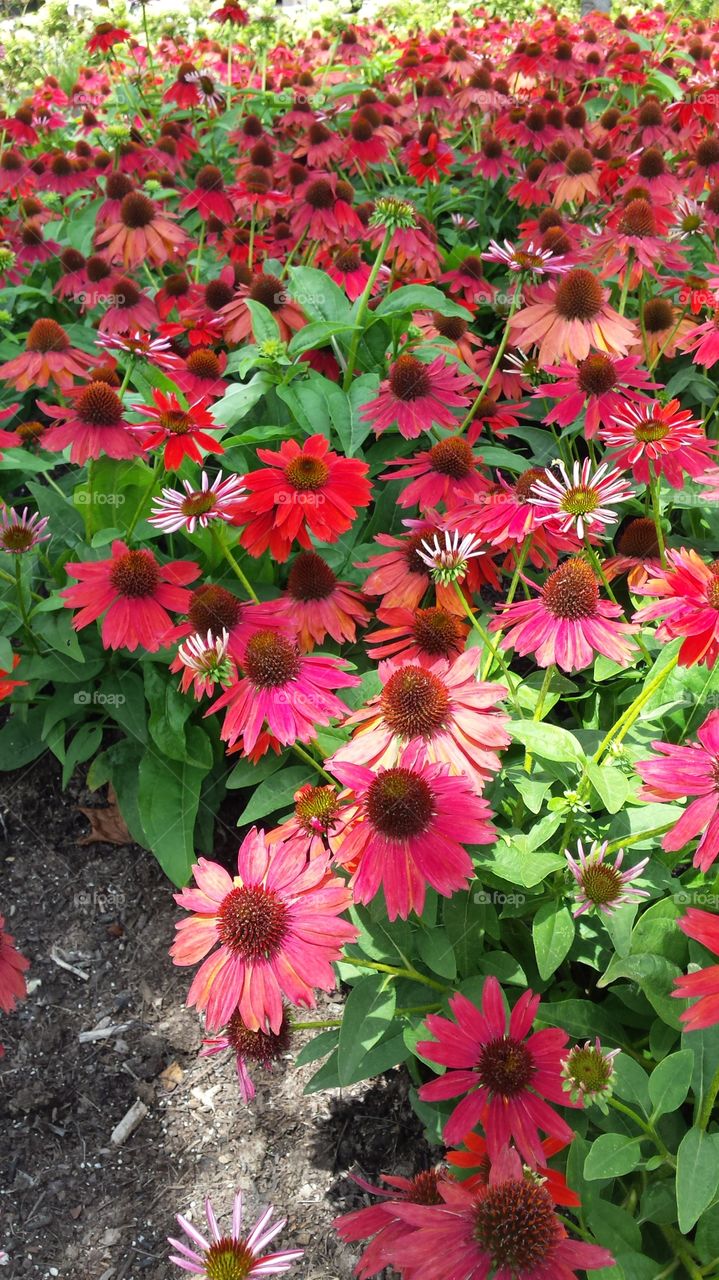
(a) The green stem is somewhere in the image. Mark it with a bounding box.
[291,742,335,785]
[524,663,554,772]
[212,526,259,602]
[453,583,523,715]
[481,535,531,678]
[457,289,522,435]
[618,252,633,317]
[118,356,136,398]
[126,455,159,540]
[605,823,675,855]
[290,1018,341,1030]
[341,954,449,993]
[583,537,652,663]
[14,559,38,652]
[193,220,206,285]
[650,472,667,567]
[593,652,679,764]
[661,1227,704,1280]
[343,227,393,391]
[607,1095,675,1167]
[698,1062,719,1131]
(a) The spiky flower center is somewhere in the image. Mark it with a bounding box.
[120,191,155,228]
[632,412,671,442]
[643,298,673,333]
[334,247,361,273]
[577,353,617,396]
[75,381,123,426]
[564,1044,614,1093]
[0,523,35,552]
[244,630,300,687]
[114,278,141,308]
[196,164,225,191]
[226,1008,291,1063]
[205,279,234,310]
[17,420,45,443]
[217,884,288,961]
[287,551,337,601]
[284,454,329,492]
[620,198,655,237]
[566,147,594,175]
[389,355,432,402]
[294,784,341,834]
[181,491,217,517]
[189,584,241,633]
[474,1180,560,1271]
[554,269,604,321]
[86,255,112,283]
[543,559,599,620]
[477,1034,534,1096]
[403,530,435,575]
[460,254,484,280]
[580,861,623,905]
[366,766,435,839]
[697,137,719,167]
[411,607,463,656]
[432,313,468,342]
[249,272,283,311]
[561,484,600,517]
[187,348,221,379]
[26,318,69,353]
[109,549,161,598]
[430,436,473,478]
[381,666,450,739]
[407,1169,443,1204]
[105,172,134,200]
[617,517,659,557]
[305,179,334,210]
[638,147,665,178]
[514,468,547,500]
[159,409,193,435]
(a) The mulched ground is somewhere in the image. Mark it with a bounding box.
[0,758,437,1280]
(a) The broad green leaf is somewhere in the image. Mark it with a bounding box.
[237,766,313,825]
[294,1029,340,1068]
[649,1050,694,1119]
[337,976,397,1084]
[584,1132,643,1179]
[244,298,280,344]
[532,901,575,980]
[508,720,584,764]
[374,284,471,320]
[137,747,209,885]
[676,1128,719,1232]
[417,928,457,980]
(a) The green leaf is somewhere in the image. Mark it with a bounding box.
[374,284,471,320]
[211,373,272,426]
[0,635,13,671]
[417,928,457,980]
[337,976,397,1085]
[612,1055,651,1115]
[532,901,575,981]
[0,707,46,769]
[144,664,193,761]
[676,1128,719,1232]
[649,1050,694,1119]
[686,1022,719,1125]
[237,766,313,825]
[244,298,280,344]
[293,1028,340,1067]
[586,762,631,813]
[508,720,584,764]
[61,722,103,787]
[287,320,355,357]
[225,751,284,790]
[584,1132,644,1180]
[288,266,352,324]
[137,749,209,885]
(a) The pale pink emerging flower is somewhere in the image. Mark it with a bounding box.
[149,470,246,533]
[176,629,235,698]
[416,528,484,584]
[529,459,633,540]
[482,238,569,276]
[0,505,50,553]
[566,839,649,917]
[168,1190,303,1276]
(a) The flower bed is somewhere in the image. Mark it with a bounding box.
[1,2,719,1276]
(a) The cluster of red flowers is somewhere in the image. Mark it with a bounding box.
[4,1,719,1273]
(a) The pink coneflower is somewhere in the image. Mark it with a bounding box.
[537,351,657,439]
[331,744,495,920]
[132,392,223,471]
[529,459,633,540]
[284,550,369,650]
[471,131,517,181]
[566,839,649,916]
[95,191,187,269]
[447,1133,580,1207]
[234,435,371,562]
[636,709,719,872]
[362,355,474,440]
[361,523,445,615]
[333,1168,447,1280]
[290,175,349,244]
[418,978,574,1158]
[416,529,485,585]
[0,318,93,391]
[365,606,469,671]
[345,118,388,170]
[168,1190,303,1277]
[149,471,245,533]
[176,629,235,699]
[674,909,719,1031]
[208,629,359,754]
[175,348,229,401]
[392,1146,613,1280]
[201,1007,291,1104]
[380,437,488,513]
[551,146,600,207]
[681,308,719,369]
[491,557,637,672]
[638,297,694,363]
[167,583,290,666]
[438,254,495,306]
[328,650,510,796]
[633,548,719,667]
[61,541,199,652]
[325,244,372,301]
[0,914,29,1014]
[39,381,140,464]
[0,505,49,553]
[511,269,637,366]
[171,825,357,1031]
[600,398,717,488]
[482,238,569,277]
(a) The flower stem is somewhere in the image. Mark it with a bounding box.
[14,559,38,652]
[343,227,393,391]
[454,583,523,715]
[524,663,555,772]
[583,537,652,664]
[650,472,667,567]
[291,742,335,785]
[482,535,531,678]
[193,220,206,284]
[607,1096,675,1167]
[457,290,522,435]
[212,526,259,602]
[341,953,449,993]
[593,652,679,764]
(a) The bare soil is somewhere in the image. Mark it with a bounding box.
[0,760,436,1280]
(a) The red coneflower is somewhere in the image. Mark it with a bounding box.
[234,434,372,562]
[537,352,657,439]
[38,381,141,463]
[674,909,719,1030]
[284,550,370,650]
[633,548,719,667]
[379,436,488,512]
[364,605,469,672]
[97,277,158,336]
[601,398,717,487]
[220,272,306,344]
[86,21,130,51]
[180,164,235,222]
[132,390,223,471]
